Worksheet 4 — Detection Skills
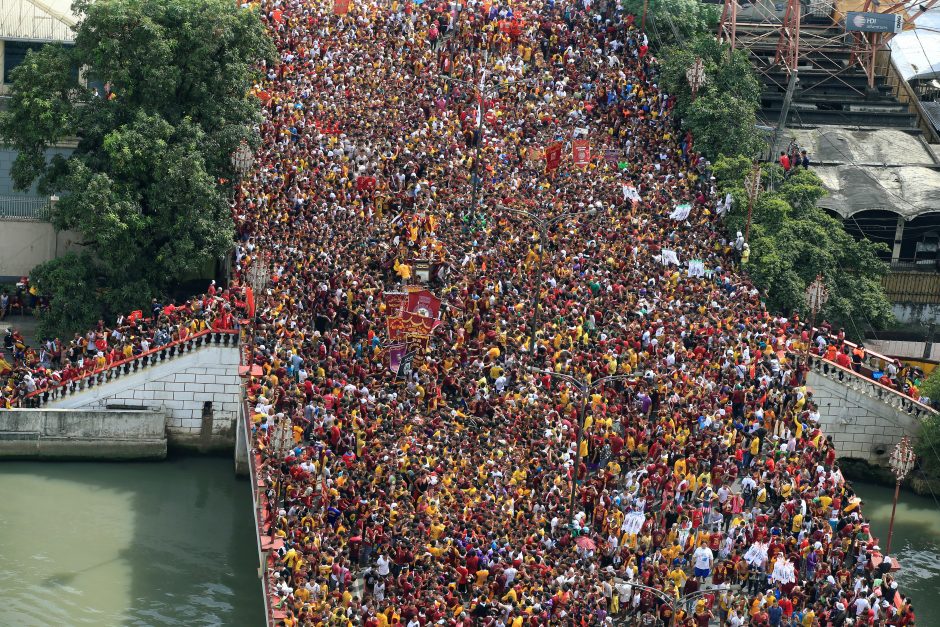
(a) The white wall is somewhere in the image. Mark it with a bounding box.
[0,408,166,459]
[865,339,940,361]
[807,367,925,464]
[892,302,940,325]
[48,345,242,450]
[0,219,81,278]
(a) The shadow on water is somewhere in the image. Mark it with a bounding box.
[0,455,264,627]
[43,556,124,587]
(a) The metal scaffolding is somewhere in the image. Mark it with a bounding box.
[718,0,937,91]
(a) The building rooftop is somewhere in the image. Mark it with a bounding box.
[0,0,77,43]
[785,126,940,220]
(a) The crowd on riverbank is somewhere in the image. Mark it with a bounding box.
[0,0,923,624]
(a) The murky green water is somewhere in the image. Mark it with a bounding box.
[0,457,264,626]
[0,460,935,625]
[854,481,940,618]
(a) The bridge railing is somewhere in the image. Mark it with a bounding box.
[808,355,937,418]
[810,328,936,408]
[17,329,239,408]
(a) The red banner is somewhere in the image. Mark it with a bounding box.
[401,310,441,335]
[405,289,441,319]
[246,287,256,319]
[333,0,351,14]
[387,315,406,341]
[383,292,407,312]
[406,334,430,353]
[545,142,563,172]
[572,140,591,168]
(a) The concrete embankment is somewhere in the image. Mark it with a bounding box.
[0,409,166,460]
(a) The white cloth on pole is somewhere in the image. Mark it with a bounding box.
[669,203,692,221]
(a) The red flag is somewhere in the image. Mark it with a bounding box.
[572,139,591,168]
[383,292,407,312]
[127,310,143,323]
[545,142,563,172]
[246,287,255,319]
[333,0,350,14]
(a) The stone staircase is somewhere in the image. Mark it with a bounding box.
[806,353,934,464]
[17,329,243,452]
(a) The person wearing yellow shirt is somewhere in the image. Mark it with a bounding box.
[674,458,687,478]
[475,568,489,588]
[791,512,803,534]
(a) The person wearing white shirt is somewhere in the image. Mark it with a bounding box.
[376,553,390,577]
[693,544,714,581]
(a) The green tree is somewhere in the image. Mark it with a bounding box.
[622,0,719,47]
[0,0,275,337]
[714,156,894,335]
[658,34,763,159]
[915,412,940,477]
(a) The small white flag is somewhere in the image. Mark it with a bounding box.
[623,184,641,203]
[669,203,692,221]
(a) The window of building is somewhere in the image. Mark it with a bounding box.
[3,42,78,85]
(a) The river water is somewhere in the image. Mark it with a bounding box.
[0,459,937,626]
[0,456,263,626]
[853,480,940,619]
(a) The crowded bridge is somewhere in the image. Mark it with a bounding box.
[0,0,922,624]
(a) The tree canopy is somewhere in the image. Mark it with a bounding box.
[714,156,894,334]
[657,33,764,159]
[622,0,719,48]
[0,0,274,337]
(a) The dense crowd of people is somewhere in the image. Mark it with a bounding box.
[0,0,924,624]
[230,0,919,625]
[0,287,239,406]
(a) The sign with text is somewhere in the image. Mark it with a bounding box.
[334,0,351,14]
[545,142,563,172]
[845,12,902,33]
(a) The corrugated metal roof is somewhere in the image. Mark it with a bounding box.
[922,102,940,135]
[784,126,940,221]
[0,0,77,43]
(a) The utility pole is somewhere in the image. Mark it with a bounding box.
[770,69,799,161]
[744,161,762,243]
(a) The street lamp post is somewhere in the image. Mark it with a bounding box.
[228,140,255,282]
[618,582,715,626]
[743,161,762,244]
[231,139,254,180]
[530,368,633,519]
[686,57,708,101]
[887,435,916,553]
[803,275,829,373]
[498,205,597,355]
[439,72,536,222]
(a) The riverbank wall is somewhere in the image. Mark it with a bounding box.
[0,409,166,460]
